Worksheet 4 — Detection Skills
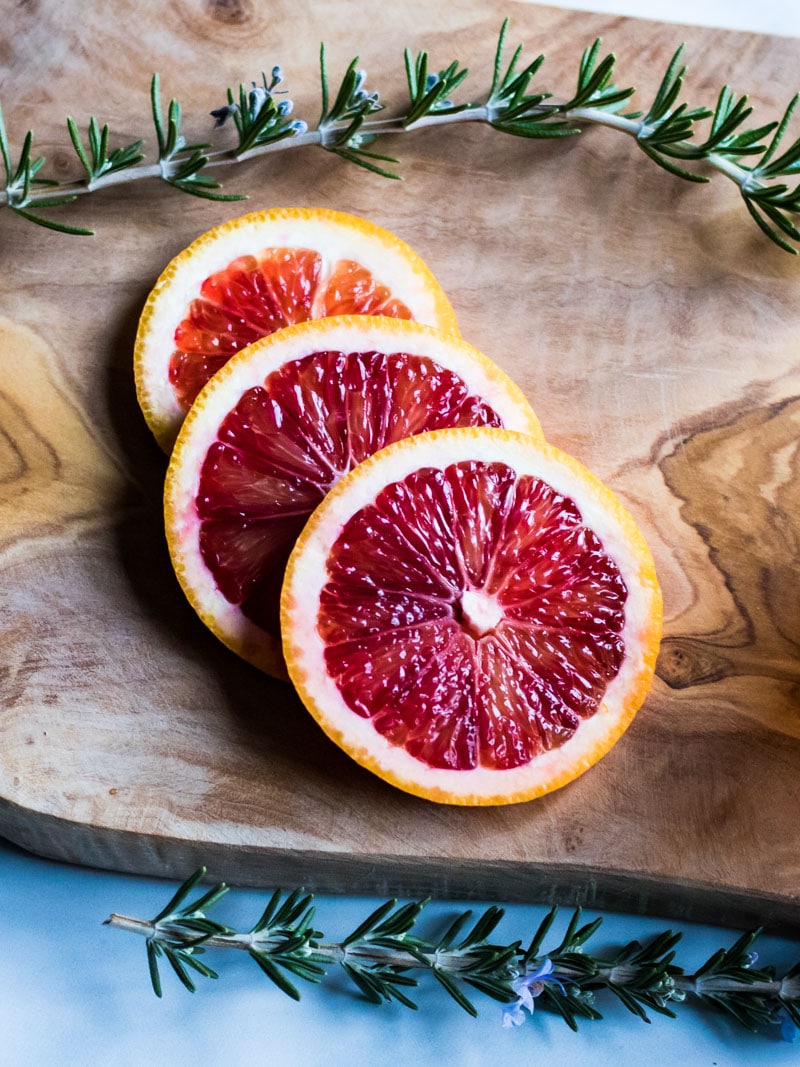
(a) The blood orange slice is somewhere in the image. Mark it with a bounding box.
[165,317,542,679]
[281,428,662,806]
[135,207,459,451]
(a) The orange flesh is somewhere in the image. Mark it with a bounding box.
[318,461,628,771]
[195,351,504,639]
[169,249,413,410]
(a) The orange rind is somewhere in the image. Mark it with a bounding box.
[281,427,662,806]
[135,207,459,451]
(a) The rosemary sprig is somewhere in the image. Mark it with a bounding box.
[106,868,800,1043]
[3,20,800,252]
[0,103,91,235]
[245,887,328,999]
[317,45,399,179]
[149,74,242,202]
[66,116,144,187]
[137,866,234,997]
[403,50,471,127]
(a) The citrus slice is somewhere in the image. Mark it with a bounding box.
[165,317,542,679]
[281,427,662,806]
[135,207,459,450]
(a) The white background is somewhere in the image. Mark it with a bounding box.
[3,2,799,1065]
[556,0,800,32]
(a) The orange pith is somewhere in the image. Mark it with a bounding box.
[281,428,662,806]
[135,208,459,451]
[165,319,543,680]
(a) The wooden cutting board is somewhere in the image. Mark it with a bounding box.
[2,0,799,934]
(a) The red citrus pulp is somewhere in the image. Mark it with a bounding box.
[282,428,662,805]
[165,318,542,679]
[135,208,459,450]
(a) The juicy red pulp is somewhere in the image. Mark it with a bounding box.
[169,248,413,410]
[195,350,503,637]
[320,461,628,772]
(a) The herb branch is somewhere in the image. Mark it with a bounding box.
[105,867,800,1042]
[2,19,800,252]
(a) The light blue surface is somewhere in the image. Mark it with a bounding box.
[4,2,799,1065]
[1,838,797,1066]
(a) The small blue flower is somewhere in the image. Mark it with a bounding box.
[291,120,308,135]
[501,959,568,1029]
[270,66,283,87]
[210,103,238,128]
[277,100,293,117]
[501,1001,526,1029]
[424,72,454,109]
[248,84,270,118]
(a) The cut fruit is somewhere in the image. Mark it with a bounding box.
[281,427,662,806]
[135,207,459,450]
[164,317,543,679]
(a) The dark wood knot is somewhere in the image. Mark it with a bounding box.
[205,0,253,25]
[656,637,734,690]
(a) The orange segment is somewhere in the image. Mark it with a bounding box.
[281,428,662,806]
[320,259,413,319]
[165,318,543,680]
[135,208,458,451]
[169,248,324,410]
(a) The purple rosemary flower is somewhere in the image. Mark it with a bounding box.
[502,958,567,1028]
[210,103,238,128]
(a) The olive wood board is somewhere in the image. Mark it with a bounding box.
[2,0,799,934]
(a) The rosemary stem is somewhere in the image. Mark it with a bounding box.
[564,105,641,135]
[705,151,753,188]
[105,914,497,972]
[673,975,792,996]
[104,913,157,937]
[105,912,796,997]
[404,106,490,130]
[0,102,763,212]
[567,105,753,191]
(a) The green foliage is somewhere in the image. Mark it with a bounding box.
[246,888,328,1000]
[693,928,778,1030]
[317,45,399,179]
[3,21,800,252]
[430,906,519,1014]
[143,867,233,998]
[150,74,244,201]
[109,868,800,1045]
[217,68,305,155]
[67,116,144,184]
[0,104,91,234]
[403,50,471,126]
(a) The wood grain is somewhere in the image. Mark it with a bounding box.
[2,0,799,932]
